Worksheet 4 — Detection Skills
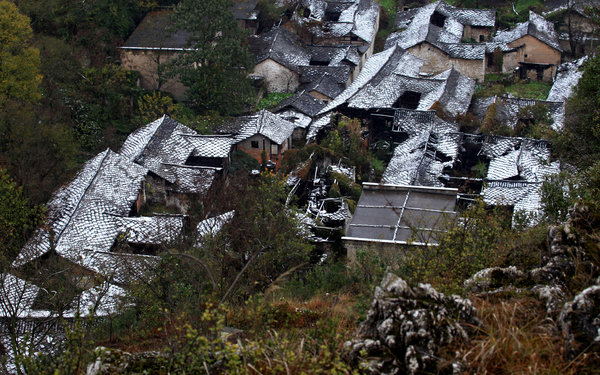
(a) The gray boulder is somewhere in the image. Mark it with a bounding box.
[343,273,480,374]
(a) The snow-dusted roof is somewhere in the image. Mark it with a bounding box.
[195,210,235,246]
[547,56,587,102]
[482,139,560,224]
[165,165,218,194]
[13,149,148,268]
[292,0,380,44]
[120,115,198,183]
[317,46,425,115]
[274,90,327,117]
[543,0,600,16]
[383,116,459,187]
[230,109,297,145]
[346,67,474,116]
[249,27,310,72]
[115,214,185,245]
[307,45,361,67]
[386,1,495,53]
[302,71,348,99]
[181,135,233,159]
[493,11,561,51]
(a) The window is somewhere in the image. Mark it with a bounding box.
[325,11,341,21]
[479,35,485,42]
[251,140,259,148]
[309,58,329,66]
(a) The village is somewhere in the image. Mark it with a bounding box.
[1,0,600,373]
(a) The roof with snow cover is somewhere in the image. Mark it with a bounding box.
[219,109,297,145]
[292,0,380,44]
[493,11,561,51]
[249,27,311,72]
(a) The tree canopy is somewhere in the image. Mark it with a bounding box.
[0,1,42,105]
[164,0,255,115]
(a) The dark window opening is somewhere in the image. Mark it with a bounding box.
[350,35,358,41]
[524,54,528,58]
[309,58,329,66]
[394,91,422,110]
[430,11,446,28]
[536,68,544,81]
[303,7,311,17]
[251,140,259,148]
[325,11,341,21]
[403,6,409,11]
[479,34,485,42]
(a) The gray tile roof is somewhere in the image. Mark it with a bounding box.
[274,90,327,117]
[249,27,311,72]
[301,71,348,99]
[383,116,459,187]
[493,11,561,51]
[120,115,198,183]
[292,0,380,44]
[195,210,235,246]
[181,135,233,159]
[317,46,425,115]
[346,67,474,116]
[493,96,565,131]
[13,149,148,268]
[547,56,587,103]
[115,214,186,245]
[122,10,192,50]
[482,139,560,224]
[543,0,600,15]
[307,45,361,66]
[229,109,297,145]
[386,1,495,52]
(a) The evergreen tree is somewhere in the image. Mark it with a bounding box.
[164,0,255,115]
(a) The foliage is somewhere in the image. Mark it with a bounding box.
[0,171,45,266]
[255,92,294,111]
[506,80,552,100]
[513,103,557,139]
[397,200,512,294]
[164,0,255,115]
[230,150,260,174]
[321,117,371,180]
[0,1,42,106]
[256,0,285,33]
[480,102,512,136]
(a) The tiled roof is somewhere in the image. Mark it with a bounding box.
[317,46,425,115]
[13,149,148,268]
[274,90,327,117]
[382,116,459,187]
[482,140,560,224]
[493,11,561,51]
[115,214,186,245]
[307,45,361,67]
[195,211,235,246]
[543,0,600,15]
[547,56,587,103]
[165,165,218,194]
[120,115,198,183]
[302,72,348,99]
[346,67,474,116]
[493,96,565,131]
[249,27,310,72]
[231,109,297,145]
[300,65,352,85]
[386,1,495,52]
[122,10,192,50]
[181,135,233,158]
[290,0,380,44]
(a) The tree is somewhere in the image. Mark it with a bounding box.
[0,1,42,106]
[164,0,255,115]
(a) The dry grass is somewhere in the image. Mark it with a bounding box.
[456,296,597,374]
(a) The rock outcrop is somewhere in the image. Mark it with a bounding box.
[86,347,167,375]
[343,273,480,374]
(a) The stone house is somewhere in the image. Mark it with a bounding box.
[249,27,311,93]
[121,3,260,100]
[492,11,562,81]
[120,10,191,100]
[216,110,297,169]
[544,0,600,57]
[385,1,497,82]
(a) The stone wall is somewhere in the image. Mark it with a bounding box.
[120,49,187,100]
[252,59,300,93]
[408,43,485,81]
